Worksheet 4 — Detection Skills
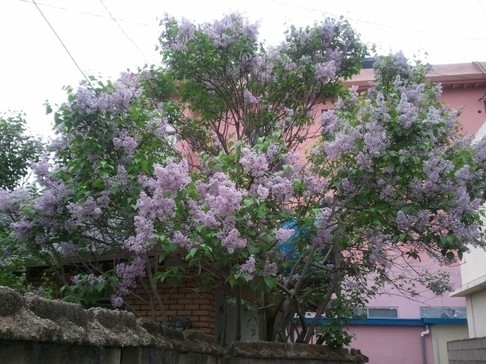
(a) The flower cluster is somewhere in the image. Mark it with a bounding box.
[112,256,146,306]
[239,148,269,178]
[113,129,139,158]
[218,227,247,253]
[73,72,141,116]
[239,255,256,279]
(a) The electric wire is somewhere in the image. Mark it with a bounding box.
[476,0,486,18]
[31,0,93,87]
[22,0,486,43]
[17,0,155,28]
[98,0,150,63]
[267,0,486,43]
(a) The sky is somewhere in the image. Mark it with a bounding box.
[3,0,486,138]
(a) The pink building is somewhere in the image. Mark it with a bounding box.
[338,61,486,364]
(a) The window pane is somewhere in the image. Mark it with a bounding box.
[420,307,467,318]
[368,308,398,318]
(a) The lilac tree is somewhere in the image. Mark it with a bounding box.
[0,73,179,317]
[302,54,486,343]
[137,15,486,344]
[156,13,366,156]
[1,13,486,349]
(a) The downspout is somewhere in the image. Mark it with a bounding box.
[420,325,430,364]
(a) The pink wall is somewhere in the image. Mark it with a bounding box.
[440,87,486,135]
[367,253,466,318]
[348,325,433,364]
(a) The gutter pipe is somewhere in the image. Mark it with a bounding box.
[420,325,430,364]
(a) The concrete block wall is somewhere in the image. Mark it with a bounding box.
[448,337,486,363]
[0,286,368,364]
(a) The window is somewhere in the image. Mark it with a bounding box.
[354,307,398,318]
[420,307,466,319]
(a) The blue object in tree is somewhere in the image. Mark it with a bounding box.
[278,219,301,262]
[278,217,333,267]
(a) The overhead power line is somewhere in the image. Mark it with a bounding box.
[31,0,92,87]
[17,0,156,28]
[98,0,150,63]
[267,0,486,43]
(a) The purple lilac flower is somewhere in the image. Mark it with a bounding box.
[264,174,293,202]
[380,184,394,199]
[113,129,139,156]
[110,295,124,308]
[239,148,269,178]
[323,132,357,160]
[263,260,278,277]
[362,121,389,157]
[341,178,354,194]
[67,197,102,226]
[172,231,193,249]
[256,185,270,201]
[280,54,297,71]
[0,189,29,213]
[243,89,259,105]
[454,165,472,184]
[397,96,416,129]
[73,73,140,116]
[303,176,327,197]
[147,160,190,196]
[201,13,259,49]
[33,181,68,217]
[179,18,196,40]
[321,109,339,134]
[115,256,146,297]
[218,228,247,253]
[124,216,155,254]
[423,156,454,184]
[275,228,294,243]
[396,210,409,230]
[71,275,81,285]
[74,85,97,115]
[196,172,245,218]
[31,153,51,180]
[315,60,337,81]
[239,255,256,276]
[188,199,220,228]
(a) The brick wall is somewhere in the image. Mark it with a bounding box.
[126,278,216,335]
[25,261,217,335]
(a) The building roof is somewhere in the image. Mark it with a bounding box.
[451,273,486,297]
[301,317,467,327]
[344,61,486,91]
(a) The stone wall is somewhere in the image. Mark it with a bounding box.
[0,287,368,364]
[448,337,486,364]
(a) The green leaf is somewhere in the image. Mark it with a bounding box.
[264,276,277,290]
[185,247,198,260]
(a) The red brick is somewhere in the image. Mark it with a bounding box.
[174,310,192,316]
[190,310,210,317]
[200,304,215,311]
[191,299,211,305]
[167,293,187,299]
